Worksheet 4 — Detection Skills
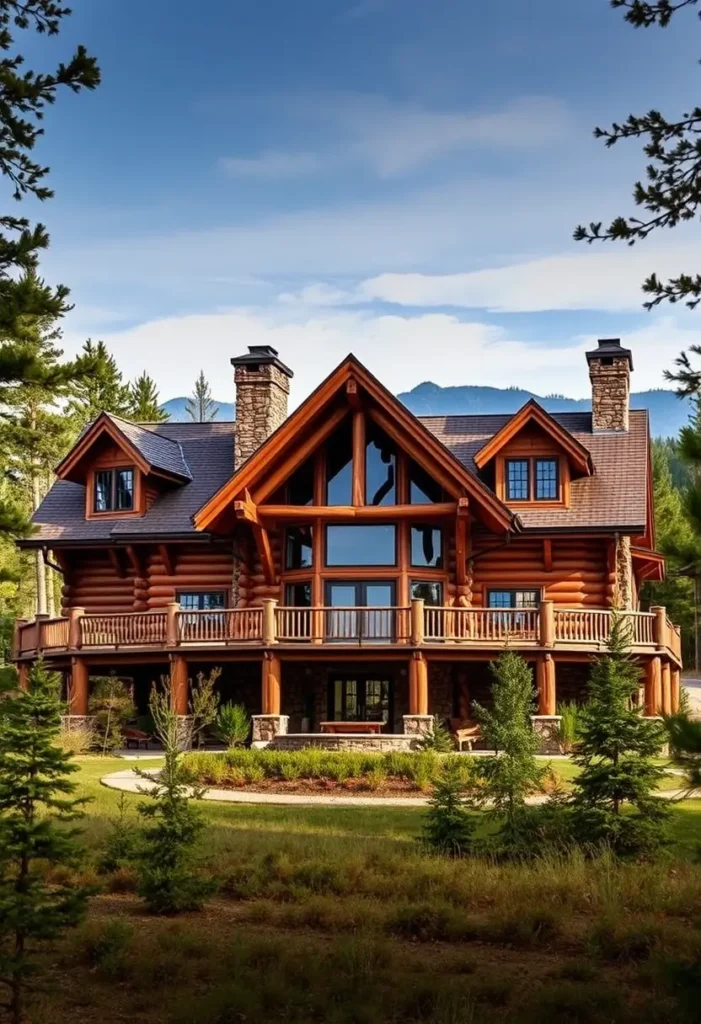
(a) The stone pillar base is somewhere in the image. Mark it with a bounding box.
[403,714,434,737]
[530,715,563,755]
[176,715,194,751]
[252,714,289,747]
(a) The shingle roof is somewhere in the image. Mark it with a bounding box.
[104,415,192,481]
[30,421,234,543]
[420,409,649,531]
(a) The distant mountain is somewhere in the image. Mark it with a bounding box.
[161,384,691,438]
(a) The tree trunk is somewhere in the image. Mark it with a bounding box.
[34,547,47,617]
[695,573,701,675]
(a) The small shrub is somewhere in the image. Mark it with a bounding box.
[215,702,250,748]
[589,917,660,962]
[88,675,136,753]
[76,919,134,979]
[99,793,142,872]
[388,902,462,942]
[57,719,95,755]
[418,716,455,752]
[557,701,580,753]
[363,765,388,790]
[517,979,625,1023]
[421,759,475,857]
[189,667,222,748]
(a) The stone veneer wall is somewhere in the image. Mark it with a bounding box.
[588,355,630,432]
[234,362,290,465]
[615,534,634,610]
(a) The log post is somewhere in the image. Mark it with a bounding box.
[11,618,27,659]
[69,657,89,716]
[262,598,278,645]
[671,667,681,713]
[410,598,425,646]
[262,652,281,715]
[18,662,30,691]
[651,606,668,650]
[35,612,49,654]
[169,654,189,716]
[409,652,428,716]
[644,656,662,715]
[536,653,556,716]
[661,661,672,716]
[539,599,554,648]
[166,601,180,647]
[68,607,85,651]
[351,409,365,507]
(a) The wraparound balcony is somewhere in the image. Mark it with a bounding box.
[13,600,682,665]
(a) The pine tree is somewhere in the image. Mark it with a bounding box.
[421,759,475,857]
[472,651,546,849]
[571,614,669,856]
[68,340,132,427]
[0,660,90,1023]
[185,371,219,422]
[129,372,168,423]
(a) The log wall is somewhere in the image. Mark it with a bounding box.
[145,547,234,608]
[235,528,283,608]
[61,551,137,613]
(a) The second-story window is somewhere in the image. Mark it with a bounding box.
[411,526,443,568]
[94,468,134,512]
[506,459,529,501]
[285,526,313,569]
[535,458,558,500]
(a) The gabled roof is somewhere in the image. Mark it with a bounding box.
[473,399,593,476]
[194,354,519,535]
[56,412,193,484]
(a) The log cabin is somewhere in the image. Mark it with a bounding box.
[13,340,681,751]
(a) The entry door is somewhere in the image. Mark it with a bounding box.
[325,581,395,642]
[328,674,392,725]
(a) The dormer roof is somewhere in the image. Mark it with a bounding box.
[473,399,593,477]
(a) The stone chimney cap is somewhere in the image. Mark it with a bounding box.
[586,338,633,371]
[231,345,294,378]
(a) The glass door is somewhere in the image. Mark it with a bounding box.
[329,674,392,725]
[324,581,396,642]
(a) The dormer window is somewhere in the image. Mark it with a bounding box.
[506,459,529,501]
[535,459,558,501]
[94,468,134,513]
[505,457,560,502]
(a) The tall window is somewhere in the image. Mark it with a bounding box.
[285,582,312,606]
[409,461,443,504]
[93,468,134,512]
[285,526,313,569]
[365,424,396,505]
[286,459,314,505]
[325,524,396,566]
[411,526,442,568]
[326,421,353,505]
[535,458,558,500]
[505,460,529,501]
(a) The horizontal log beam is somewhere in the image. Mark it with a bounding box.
[259,502,458,520]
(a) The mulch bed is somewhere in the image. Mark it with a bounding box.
[195,776,432,797]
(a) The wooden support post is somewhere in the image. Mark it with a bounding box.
[11,618,27,659]
[644,656,662,715]
[166,601,180,647]
[410,598,425,646]
[18,662,30,691]
[409,652,428,716]
[455,499,469,589]
[352,409,365,507]
[536,654,556,716]
[661,661,672,716]
[169,654,189,716]
[671,667,681,713]
[68,607,85,650]
[35,613,49,654]
[262,598,277,645]
[69,657,89,716]
[651,606,668,649]
[539,599,554,648]
[262,652,281,715]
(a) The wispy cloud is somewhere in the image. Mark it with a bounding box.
[218,93,571,180]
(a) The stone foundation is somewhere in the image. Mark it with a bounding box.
[403,714,434,737]
[530,715,563,755]
[176,715,194,751]
[269,733,422,752]
[252,714,289,746]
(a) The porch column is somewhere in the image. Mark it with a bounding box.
[661,661,672,716]
[169,654,189,715]
[69,656,89,716]
[18,662,30,691]
[68,606,85,650]
[539,600,555,648]
[252,653,288,745]
[671,667,681,713]
[536,653,556,715]
[644,656,662,716]
[404,652,432,736]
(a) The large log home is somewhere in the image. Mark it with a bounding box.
[13,340,681,750]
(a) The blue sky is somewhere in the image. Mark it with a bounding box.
[21,0,701,404]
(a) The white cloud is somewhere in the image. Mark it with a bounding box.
[218,94,571,180]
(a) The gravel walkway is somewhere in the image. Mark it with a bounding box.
[101,769,701,808]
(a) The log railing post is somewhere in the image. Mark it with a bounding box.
[166,601,180,647]
[410,598,425,646]
[651,606,668,650]
[539,599,554,648]
[35,612,49,654]
[262,598,278,645]
[12,618,27,659]
[68,607,85,651]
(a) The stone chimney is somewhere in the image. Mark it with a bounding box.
[231,345,293,465]
[586,338,633,432]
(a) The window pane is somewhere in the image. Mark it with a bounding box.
[325,525,396,566]
[411,526,443,568]
[116,468,134,510]
[365,425,395,505]
[535,459,558,500]
[409,461,443,504]
[506,459,529,500]
[326,421,353,505]
[178,592,226,610]
[286,459,314,505]
[285,526,313,569]
[515,590,539,608]
[488,591,513,608]
[488,590,539,609]
[202,592,226,610]
[285,582,312,606]
[411,581,443,606]
[94,470,112,512]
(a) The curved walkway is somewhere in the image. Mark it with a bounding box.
[101,769,700,809]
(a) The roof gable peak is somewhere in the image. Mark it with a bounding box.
[474,399,593,475]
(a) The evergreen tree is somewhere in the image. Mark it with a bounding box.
[185,370,219,422]
[472,651,546,849]
[666,712,701,791]
[421,759,475,857]
[0,660,90,1023]
[571,614,669,856]
[574,1,701,309]
[68,339,131,427]
[129,372,168,422]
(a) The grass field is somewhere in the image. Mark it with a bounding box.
[13,755,701,1023]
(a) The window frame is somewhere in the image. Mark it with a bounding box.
[502,456,563,504]
[505,458,530,502]
[176,590,228,611]
[487,588,541,609]
[285,525,314,570]
[410,525,443,569]
[324,523,397,568]
[91,466,136,514]
[534,458,559,502]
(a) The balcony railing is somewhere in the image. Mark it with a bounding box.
[12,601,681,663]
